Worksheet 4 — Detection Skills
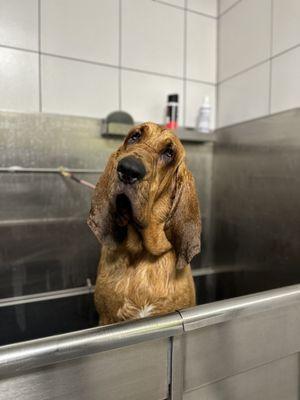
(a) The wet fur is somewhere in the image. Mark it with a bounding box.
[88,123,201,325]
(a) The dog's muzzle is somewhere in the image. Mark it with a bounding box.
[117,156,146,184]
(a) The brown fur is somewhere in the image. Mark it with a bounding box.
[88,122,201,325]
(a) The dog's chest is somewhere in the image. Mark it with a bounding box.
[96,251,175,316]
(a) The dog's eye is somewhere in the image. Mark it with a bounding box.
[162,147,174,160]
[128,131,141,144]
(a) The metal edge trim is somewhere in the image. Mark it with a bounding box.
[0,312,183,378]
[179,284,300,331]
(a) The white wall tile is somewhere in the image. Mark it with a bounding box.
[273,0,300,56]
[122,0,184,77]
[185,81,216,129]
[188,0,217,17]
[271,47,300,113]
[41,0,119,65]
[0,48,39,112]
[42,56,118,118]
[122,70,183,124]
[218,62,270,127]
[186,12,216,83]
[0,0,38,50]
[218,0,271,81]
[219,0,239,15]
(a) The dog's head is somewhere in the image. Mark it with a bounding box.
[88,122,201,269]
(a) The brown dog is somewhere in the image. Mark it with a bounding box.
[88,122,201,325]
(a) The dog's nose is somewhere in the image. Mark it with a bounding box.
[117,156,146,184]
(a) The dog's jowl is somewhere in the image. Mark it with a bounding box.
[88,122,201,325]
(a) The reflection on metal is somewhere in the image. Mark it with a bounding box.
[191,265,246,277]
[0,166,103,174]
[0,284,95,308]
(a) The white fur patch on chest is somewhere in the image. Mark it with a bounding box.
[138,304,154,318]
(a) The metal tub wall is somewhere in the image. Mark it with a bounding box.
[180,284,300,400]
[209,109,300,297]
[1,285,300,400]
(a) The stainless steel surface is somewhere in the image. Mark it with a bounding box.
[181,284,300,399]
[0,339,169,400]
[0,312,182,377]
[169,336,184,400]
[179,283,300,330]
[183,355,299,400]
[0,167,102,173]
[1,285,300,399]
[211,108,300,281]
[0,284,95,308]
[0,111,113,301]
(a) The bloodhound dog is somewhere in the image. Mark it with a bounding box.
[88,122,201,325]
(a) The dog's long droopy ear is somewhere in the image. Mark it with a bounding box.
[168,164,201,270]
[87,154,115,245]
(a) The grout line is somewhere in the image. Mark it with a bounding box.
[272,42,300,60]
[218,41,300,87]
[182,0,188,126]
[218,0,243,18]
[41,51,119,69]
[0,43,216,86]
[216,0,220,128]
[268,0,274,114]
[218,59,270,85]
[154,0,217,19]
[38,0,42,112]
[118,0,122,110]
[0,43,38,54]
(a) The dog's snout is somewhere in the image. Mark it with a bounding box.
[117,156,146,184]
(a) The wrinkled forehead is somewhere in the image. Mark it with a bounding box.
[126,122,185,154]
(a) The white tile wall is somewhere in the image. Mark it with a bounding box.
[218,62,270,127]
[42,56,119,118]
[0,0,38,50]
[0,0,217,126]
[185,81,216,129]
[272,0,300,56]
[0,47,39,112]
[122,0,184,77]
[271,48,300,114]
[218,0,271,81]
[218,0,300,127]
[122,70,184,124]
[41,0,119,65]
[186,11,216,83]
[187,0,217,17]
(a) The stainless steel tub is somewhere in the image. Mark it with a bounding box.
[1,284,300,400]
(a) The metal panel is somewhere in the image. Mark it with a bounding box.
[0,339,169,400]
[0,111,117,170]
[183,354,299,400]
[180,285,300,393]
[211,108,300,283]
[0,220,98,298]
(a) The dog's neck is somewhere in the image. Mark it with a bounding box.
[106,222,174,268]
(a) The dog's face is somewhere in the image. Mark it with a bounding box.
[88,122,201,269]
